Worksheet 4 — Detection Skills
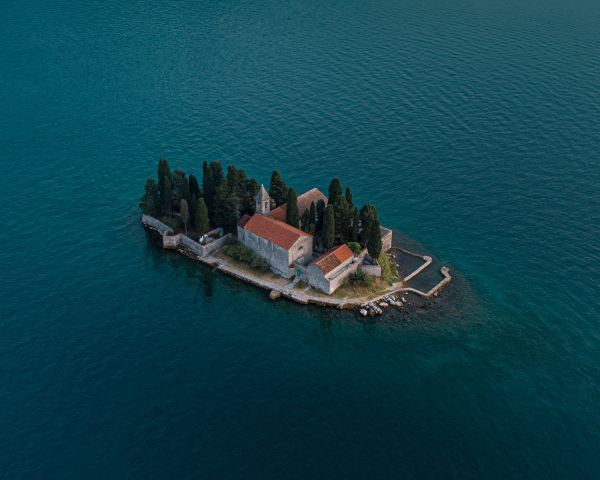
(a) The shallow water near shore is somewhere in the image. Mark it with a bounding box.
[2,0,600,478]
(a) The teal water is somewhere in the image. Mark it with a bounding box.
[2,0,600,478]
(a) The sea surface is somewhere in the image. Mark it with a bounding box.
[1,0,600,478]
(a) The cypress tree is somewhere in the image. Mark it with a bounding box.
[309,201,316,224]
[345,186,353,208]
[202,161,216,218]
[322,205,335,250]
[244,178,259,214]
[180,198,190,235]
[193,197,210,235]
[213,183,239,233]
[316,199,326,232]
[210,161,224,188]
[285,188,299,228]
[269,170,287,206]
[367,214,382,261]
[328,178,343,207]
[157,158,171,214]
[351,207,359,242]
[189,174,200,199]
[301,209,310,231]
[162,176,172,215]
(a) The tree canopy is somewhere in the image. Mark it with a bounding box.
[285,188,299,228]
[269,170,287,206]
[322,205,335,250]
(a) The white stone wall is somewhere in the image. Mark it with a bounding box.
[237,227,293,277]
[380,226,393,252]
[306,256,359,294]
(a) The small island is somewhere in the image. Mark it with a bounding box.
[140,159,450,316]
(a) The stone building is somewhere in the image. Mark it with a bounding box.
[305,244,359,294]
[237,214,313,278]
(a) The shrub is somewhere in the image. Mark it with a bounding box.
[223,242,270,272]
[351,269,373,287]
[347,242,361,255]
[378,253,399,285]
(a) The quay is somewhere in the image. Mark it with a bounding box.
[142,214,451,311]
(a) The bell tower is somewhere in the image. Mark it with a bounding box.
[255,184,271,215]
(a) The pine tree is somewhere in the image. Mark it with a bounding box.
[139,178,160,215]
[172,170,190,205]
[189,174,201,200]
[180,198,190,235]
[359,204,377,242]
[243,178,259,214]
[285,188,299,228]
[367,214,382,261]
[345,186,353,208]
[328,178,343,207]
[308,201,317,234]
[269,170,287,206]
[322,205,335,250]
[193,197,210,235]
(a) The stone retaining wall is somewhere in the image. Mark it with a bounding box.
[141,214,173,236]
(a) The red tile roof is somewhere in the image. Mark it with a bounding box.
[269,188,328,223]
[312,244,354,275]
[242,214,310,250]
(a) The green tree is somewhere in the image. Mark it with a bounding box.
[359,204,377,242]
[189,174,201,199]
[243,178,260,214]
[328,177,343,207]
[316,199,326,233]
[345,186,353,208]
[301,208,310,231]
[334,196,353,243]
[180,198,190,235]
[351,207,359,242]
[161,176,172,215]
[202,161,216,219]
[157,158,171,214]
[285,188,299,228]
[193,197,210,235]
[139,178,160,215]
[172,170,191,205]
[322,205,335,250]
[367,214,382,261]
[308,201,317,234]
[213,183,239,233]
[210,161,224,188]
[269,170,287,206]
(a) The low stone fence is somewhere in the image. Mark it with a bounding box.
[141,214,173,236]
[142,214,231,258]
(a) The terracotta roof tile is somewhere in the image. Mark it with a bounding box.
[269,188,327,223]
[312,244,354,275]
[242,214,310,250]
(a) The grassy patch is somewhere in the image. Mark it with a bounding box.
[222,241,270,272]
[379,252,400,285]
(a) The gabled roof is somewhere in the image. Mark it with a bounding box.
[242,214,310,250]
[256,184,270,202]
[311,244,354,275]
[269,188,327,223]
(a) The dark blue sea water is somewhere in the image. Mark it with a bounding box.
[2,1,600,478]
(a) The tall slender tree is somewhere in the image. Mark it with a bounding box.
[180,198,190,235]
[213,182,239,233]
[285,188,299,228]
[345,186,353,208]
[322,205,335,250]
[301,209,310,231]
[269,170,287,206]
[161,176,172,215]
[328,178,343,207]
[157,158,171,214]
[209,161,224,188]
[202,161,216,219]
[351,207,359,242]
[367,214,382,261]
[193,197,210,235]
[316,199,326,233]
[189,174,201,199]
